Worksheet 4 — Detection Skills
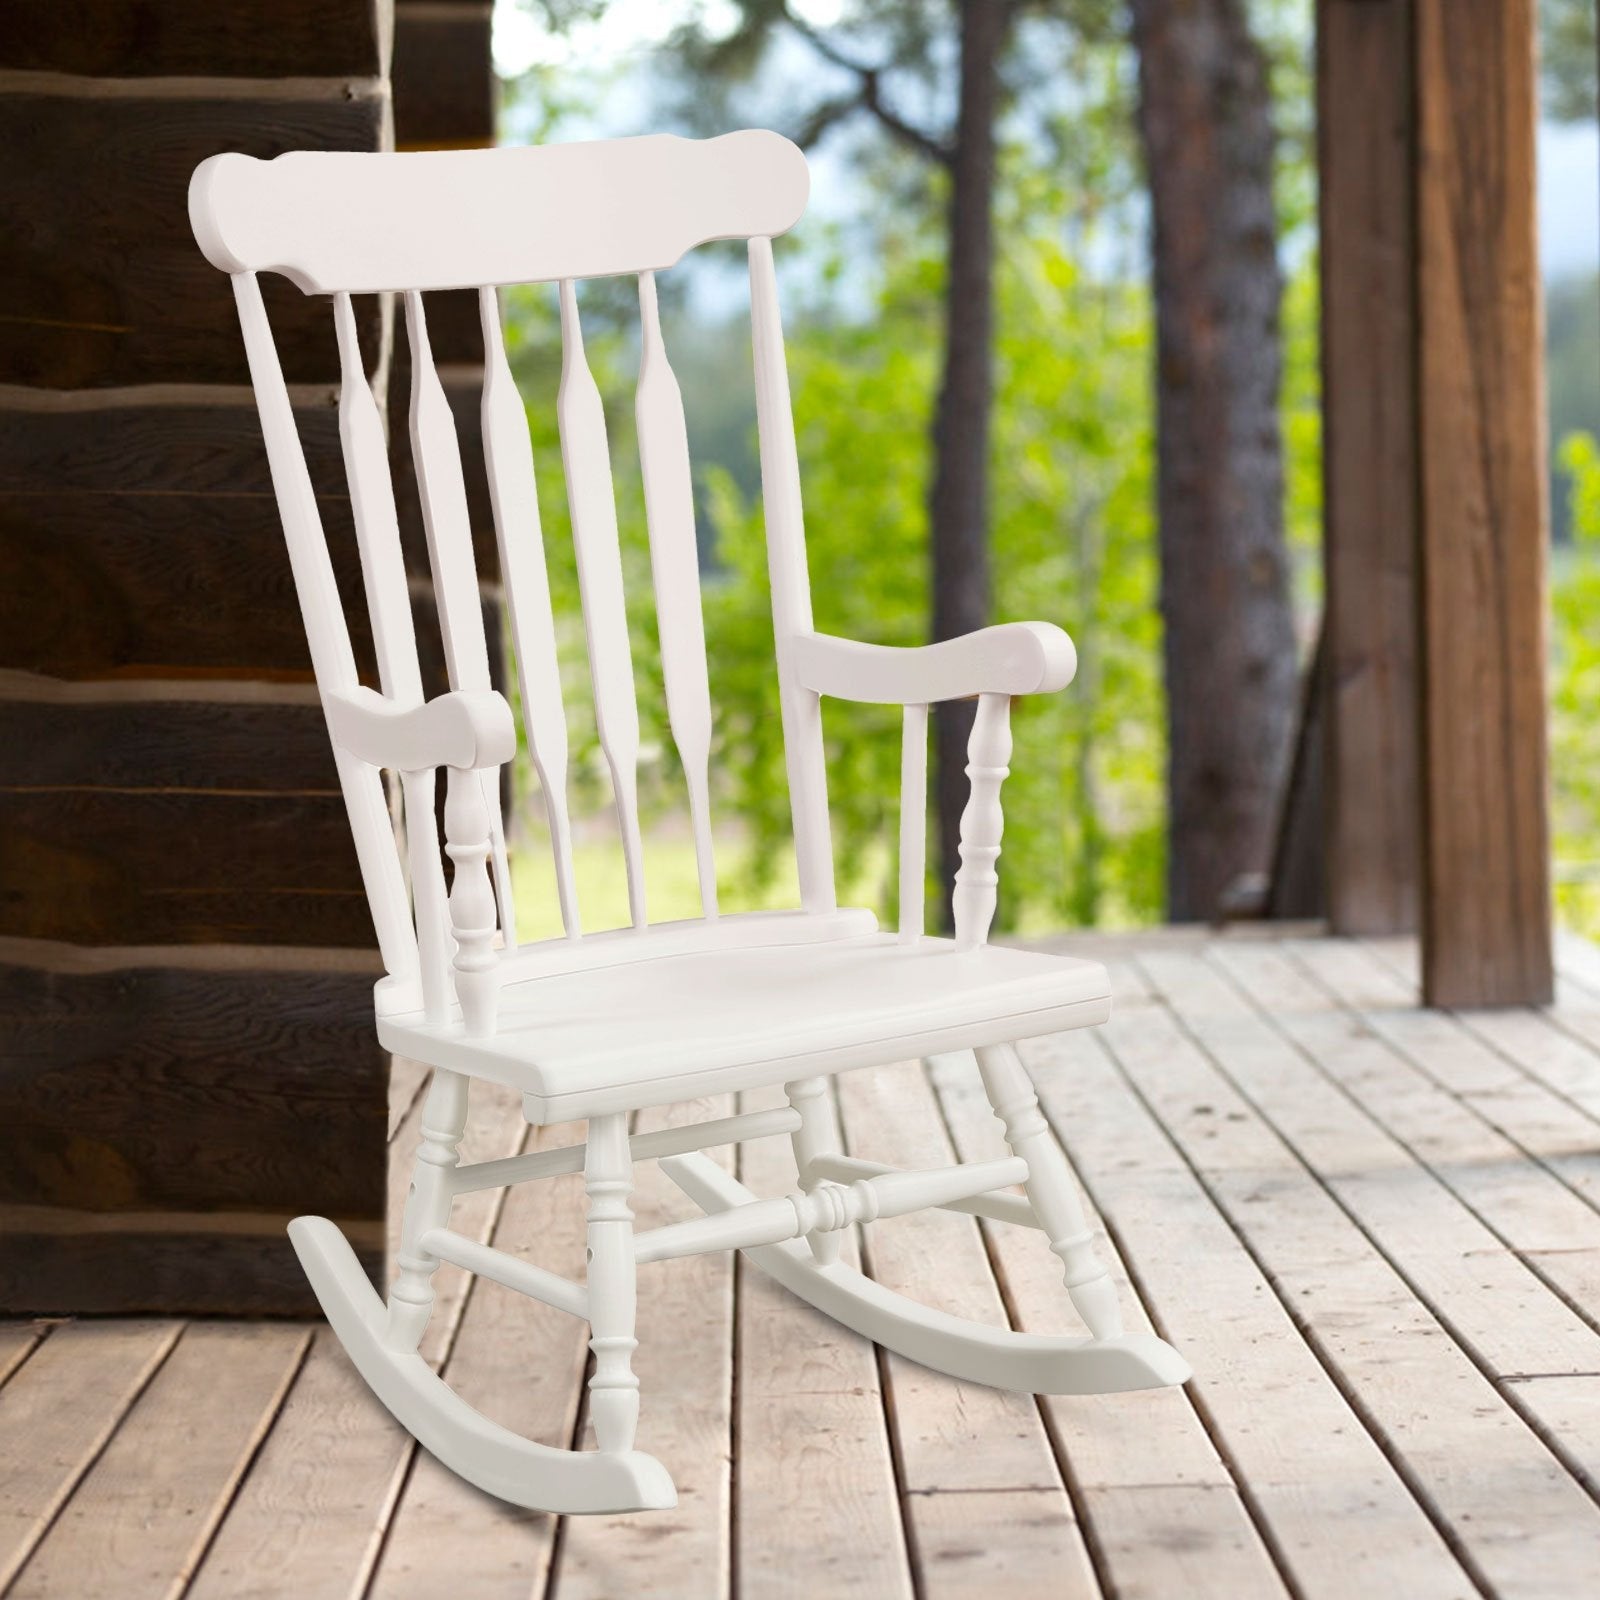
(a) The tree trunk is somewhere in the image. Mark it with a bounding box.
[1128,0,1298,920]
[930,0,1007,928]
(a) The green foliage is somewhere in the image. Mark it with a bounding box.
[1541,0,1598,123]
[496,0,1323,937]
[1552,431,1600,935]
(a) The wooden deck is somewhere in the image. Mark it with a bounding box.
[7,927,1600,1598]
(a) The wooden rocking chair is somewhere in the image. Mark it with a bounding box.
[188,130,1188,1516]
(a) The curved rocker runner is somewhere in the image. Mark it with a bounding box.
[191,128,1190,1518]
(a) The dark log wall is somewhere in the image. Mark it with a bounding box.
[0,0,498,1313]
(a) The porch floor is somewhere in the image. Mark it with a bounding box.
[7,927,1600,1598]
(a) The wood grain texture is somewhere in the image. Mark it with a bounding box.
[1317,0,1421,936]
[0,1320,182,1590]
[735,1083,915,1600]
[6,1323,309,1599]
[0,958,384,1314]
[1414,0,1552,1005]
[0,396,376,680]
[1127,951,1600,1594]
[0,0,386,76]
[392,1,495,151]
[0,787,370,946]
[1032,1002,1470,1598]
[0,88,386,387]
[186,1077,529,1600]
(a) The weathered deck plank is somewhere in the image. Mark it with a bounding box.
[732,1084,914,1600]
[16,932,1600,1599]
[1127,952,1600,1593]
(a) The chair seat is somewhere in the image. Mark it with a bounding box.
[379,913,1111,1122]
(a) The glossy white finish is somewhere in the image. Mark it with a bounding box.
[899,703,928,943]
[953,693,1011,950]
[638,270,718,918]
[749,234,835,912]
[795,621,1078,704]
[559,279,647,930]
[289,1217,676,1512]
[635,1154,1028,1264]
[660,1155,1191,1395]
[195,129,1186,1521]
[324,686,515,773]
[449,1106,802,1195]
[784,1077,842,1266]
[378,933,1112,1122]
[480,286,580,938]
[803,1152,1041,1230]
[190,132,809,293]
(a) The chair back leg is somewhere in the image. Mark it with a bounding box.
[386,1067,470,1352]
[584,1112,642,1453]
[784,1076,843,1266]
[974,1042,1124,1341]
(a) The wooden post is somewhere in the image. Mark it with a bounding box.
[1413,0,1552,1005]
[1316,0,1422,937]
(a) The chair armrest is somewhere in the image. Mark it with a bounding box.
[324,686,516,772]
[792,622,1077,706]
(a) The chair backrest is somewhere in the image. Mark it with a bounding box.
[189,131,837,1010]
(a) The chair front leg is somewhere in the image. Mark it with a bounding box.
[975,1042,1123,1341]
[386,1067,469,1353]
[785,1076,842,1267]
[584,1113,641,1454]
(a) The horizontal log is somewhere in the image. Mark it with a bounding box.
[0,1225,381,1317]
[1,0,386,77]
[0,88,386,387]
[0,955,385,1313]
[393,2,495,150]
[0,698,337,789]
[0,397,377,679]
[0,788,373,945]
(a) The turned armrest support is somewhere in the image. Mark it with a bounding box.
[325,685,516,773]
[792,622,1077,705]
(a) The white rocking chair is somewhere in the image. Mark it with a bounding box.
[188,130,1188,1516]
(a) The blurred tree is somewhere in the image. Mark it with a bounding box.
[668,0,1034,925]
[1541,0,1596,122]
[1127,0,1297,918]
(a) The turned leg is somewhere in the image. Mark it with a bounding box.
[584,1113,641,1454]
[975,1041,1123,1340]
[785,1076,842,1267]
[385,1067,469,1353]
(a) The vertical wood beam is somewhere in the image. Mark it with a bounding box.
[1414,0,1552,1005]
[1317,0,1421,936]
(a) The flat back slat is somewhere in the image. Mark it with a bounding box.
[404,289,517,949]
[749,237,836,911]
[334,293,423,705]
[192,132,809,294]
[558,279,647,929]
[480,286,582,939]
[232,271,419,982]
[636,271,718,918]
